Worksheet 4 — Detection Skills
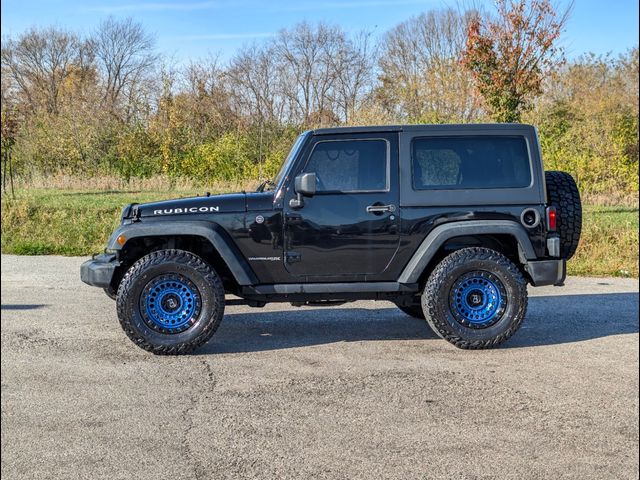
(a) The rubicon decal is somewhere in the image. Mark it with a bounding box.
[153,206,220,215]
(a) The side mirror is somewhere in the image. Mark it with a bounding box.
[290,172,316,209]
[295,172,316,197]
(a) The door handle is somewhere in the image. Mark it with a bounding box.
[366,204,396,214]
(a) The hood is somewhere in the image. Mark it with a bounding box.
[131,191,275,219]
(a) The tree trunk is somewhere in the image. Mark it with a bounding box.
[8,146,15,198]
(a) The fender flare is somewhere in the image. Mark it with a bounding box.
[107,221,258,286]
[398,220,537,284]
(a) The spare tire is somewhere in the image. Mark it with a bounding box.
[545,171,582,260]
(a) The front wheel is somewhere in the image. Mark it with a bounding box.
[116,249,225,355]
[422,247,528,349]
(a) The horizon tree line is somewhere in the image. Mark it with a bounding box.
[1,0,637,196]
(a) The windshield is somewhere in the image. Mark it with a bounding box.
[273,132,308,189]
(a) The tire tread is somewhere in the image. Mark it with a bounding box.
[422,247,528,349]
[545,170,582,260]
[116,249,224,355]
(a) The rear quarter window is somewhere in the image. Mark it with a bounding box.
[412,136,532,190]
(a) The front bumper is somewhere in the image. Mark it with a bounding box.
[524,259,566,287]
[80,253,119,288]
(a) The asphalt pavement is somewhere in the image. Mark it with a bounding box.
[1,254,638,480]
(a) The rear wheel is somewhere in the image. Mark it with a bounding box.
[116,249,224,355]
[423,247,528,349]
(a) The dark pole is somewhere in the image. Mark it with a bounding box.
[2,146,7,194]
[8,146,15,198]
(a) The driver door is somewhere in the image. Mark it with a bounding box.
[283,133,400,280]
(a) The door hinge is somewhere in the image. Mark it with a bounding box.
[285,252,301,263]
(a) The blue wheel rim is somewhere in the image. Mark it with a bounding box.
[449,271,506,329]
[139,274,201,333]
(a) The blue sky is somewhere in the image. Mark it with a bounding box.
[1,0,638,63]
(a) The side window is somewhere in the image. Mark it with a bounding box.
[305,139,388,192]
[412,136,531,190]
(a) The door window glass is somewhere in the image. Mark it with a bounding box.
[306,139,388,192]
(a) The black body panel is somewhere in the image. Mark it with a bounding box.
[282,132,400,280]
[84,123,560,303]
[137,192,247,217]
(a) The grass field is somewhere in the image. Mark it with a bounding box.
[1,187,638,277]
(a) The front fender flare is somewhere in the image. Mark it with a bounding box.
[398,220,537,284]
[107,221,257,286]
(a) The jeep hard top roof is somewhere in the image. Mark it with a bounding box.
[309,123,536,136]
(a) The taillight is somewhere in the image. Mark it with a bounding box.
[546,206,557,231]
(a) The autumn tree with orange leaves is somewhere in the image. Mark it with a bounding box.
[462,0,571,122]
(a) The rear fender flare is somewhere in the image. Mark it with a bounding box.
[398,220,537,284]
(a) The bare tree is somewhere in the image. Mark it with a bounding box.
[1,27,92,114]
[1,41,16,110]
[330,30,375,123]
[225,23,372,128]
[377,8,482,122]
[182,55,235,137]
[227,44,286,125]
[92,17,158,120]
[274,22,343,126]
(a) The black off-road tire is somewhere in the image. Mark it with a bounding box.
[397,303,425,319]
[545,170,582,259]
[116,249,225,355]
[422,247,528,349]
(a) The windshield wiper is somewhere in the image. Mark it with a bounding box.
[256,179,276,192]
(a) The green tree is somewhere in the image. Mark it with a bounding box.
[528,49,639,196]
[462,0,571,122]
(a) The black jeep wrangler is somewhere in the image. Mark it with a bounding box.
[81,124,582,354]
